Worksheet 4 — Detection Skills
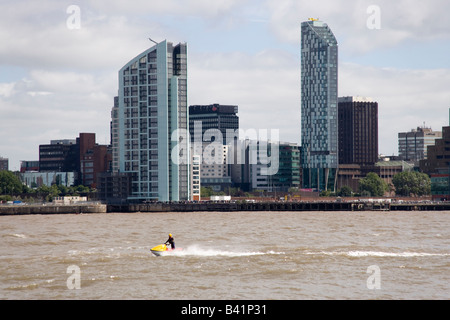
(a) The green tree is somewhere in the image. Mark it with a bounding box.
[200,186,214,198]
[359,172,388,197]
[0,171,24,195]
[337,185,353,197]
[392,171,431,197]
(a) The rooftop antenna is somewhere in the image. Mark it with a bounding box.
[148,37,158,45]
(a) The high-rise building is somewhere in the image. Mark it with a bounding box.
[189,104,239,144]
[301,19,339,191]
[338,96,378,165]
[116,40,189,202]
[398,126,441,163]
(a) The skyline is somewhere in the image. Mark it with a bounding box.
[1,0,450,170]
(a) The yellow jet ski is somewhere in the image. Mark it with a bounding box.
[151,244,168,256]
[150,244,182,256]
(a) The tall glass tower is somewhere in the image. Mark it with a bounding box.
[116,40,189,202]
[301,19,338,191]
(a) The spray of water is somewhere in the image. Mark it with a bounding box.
[158,244,284,257]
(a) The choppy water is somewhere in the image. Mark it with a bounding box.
[0,211,449,300]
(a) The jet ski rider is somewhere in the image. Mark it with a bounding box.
[165,234,175,249]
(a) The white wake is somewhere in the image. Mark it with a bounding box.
[305,250,450,258]
[159,244,284,257]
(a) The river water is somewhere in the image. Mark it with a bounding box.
[0,211,449,300]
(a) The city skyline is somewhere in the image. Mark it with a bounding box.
[1,0,450,170]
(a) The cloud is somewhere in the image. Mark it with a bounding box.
[265,0,450,54]
[0,69,114,169]
[190,51,450,157]
[340,63,450,155]
[189,49,300,142]
[1,0,449,171]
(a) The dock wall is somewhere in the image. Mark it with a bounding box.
[107,201,450,213]
[0,204,107,215]
[1,202,449,216]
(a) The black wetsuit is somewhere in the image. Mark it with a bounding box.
[165,237,175,249]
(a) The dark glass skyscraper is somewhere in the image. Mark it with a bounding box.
[301,19,338,191]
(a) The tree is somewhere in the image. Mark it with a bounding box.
[359,172,388,197]
[0,171,24,195]
[392,171,431,197]
[337,185,353,197]
[200,186,214,198]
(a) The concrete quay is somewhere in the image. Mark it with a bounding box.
[0,203,107,215]
[107,201,450,213]
[1,201,448,216]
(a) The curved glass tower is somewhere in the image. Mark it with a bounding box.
[117,40,189,202]
[301,20,338,191]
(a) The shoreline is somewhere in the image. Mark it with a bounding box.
[1,201,450,215]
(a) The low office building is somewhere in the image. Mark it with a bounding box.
[39,133,110,187]
[250,141,300,192]
[97,172,133,204]
[399,126,441,163]
[420,126,450,174]
[420,125,450,200]
[337,160,414,194]
[0,157,9,171]
[21,171,76,188]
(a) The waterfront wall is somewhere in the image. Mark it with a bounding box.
[1,202,448,216]
[108,201,450,213]
[0,204,107,215]
[108,201,354,213]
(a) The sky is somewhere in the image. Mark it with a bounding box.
[1,0,450,170]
